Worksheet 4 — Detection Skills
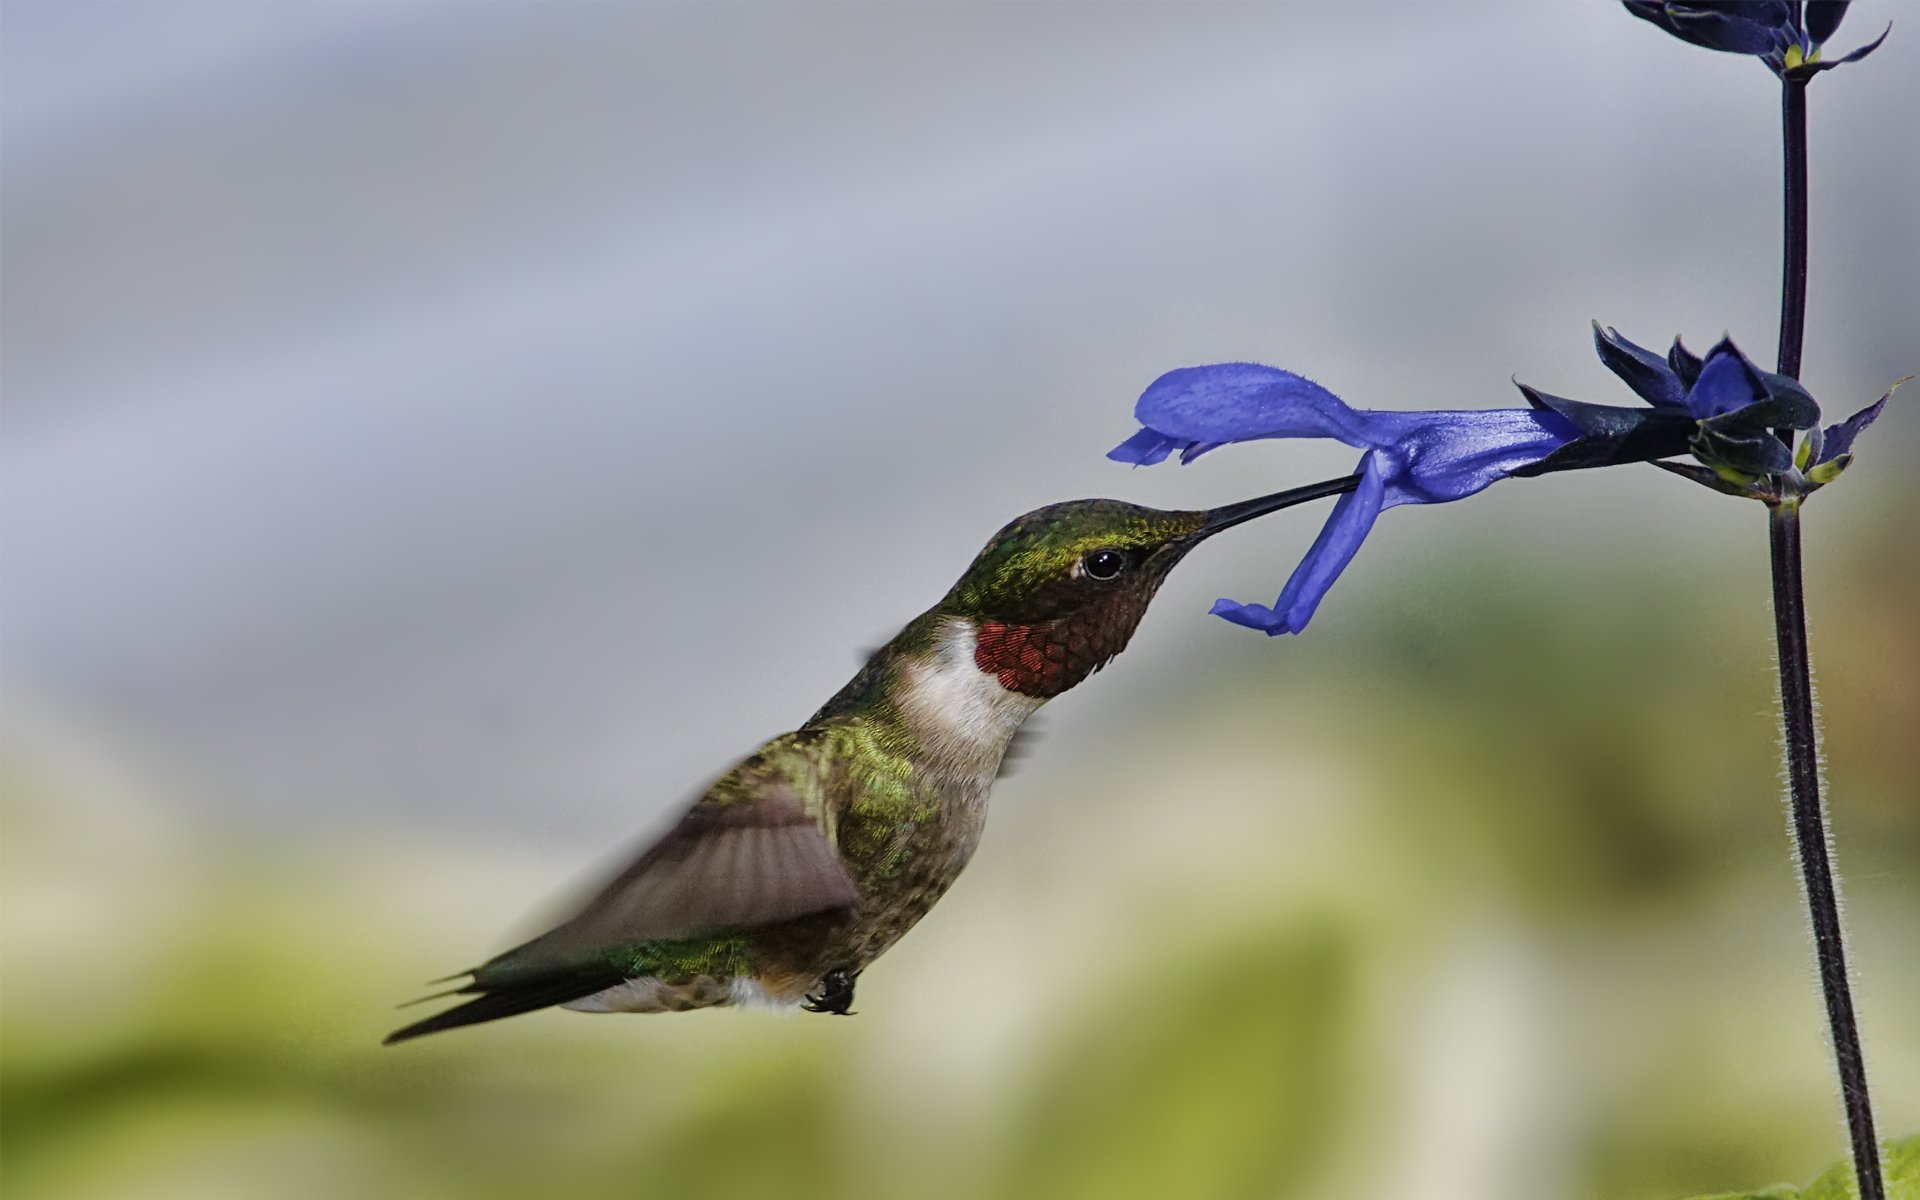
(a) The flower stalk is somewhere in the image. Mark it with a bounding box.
[1768,499,1882,1200]
[1776,76,1809,389]
[1768,63,1883,1200]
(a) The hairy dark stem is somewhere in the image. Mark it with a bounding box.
[1775,76,1808,388]
[1768,502,1883,1200]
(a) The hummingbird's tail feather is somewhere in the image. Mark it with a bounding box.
[383,974,618,1045]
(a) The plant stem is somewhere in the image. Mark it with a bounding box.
[1775,76,1808,387]
[1767,501,1883,1200]
[1769,70,1882,1200]
[1766,63,1873,1198]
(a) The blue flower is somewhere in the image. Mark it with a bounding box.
[1519,326,1817,482]
[1622,1,1889,77]
[1109,327,1885,635]
[1109,367,1596,635]
[1525,325,1888,498]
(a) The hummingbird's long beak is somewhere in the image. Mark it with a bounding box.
[1187,473,1362,542]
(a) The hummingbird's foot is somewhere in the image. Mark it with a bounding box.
[802,968,858,1015]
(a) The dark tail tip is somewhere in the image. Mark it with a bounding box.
[382,975,616,1045]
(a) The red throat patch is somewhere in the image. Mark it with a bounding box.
[973,616,1133,699]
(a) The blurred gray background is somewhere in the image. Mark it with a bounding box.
[4,1,1915,840]
[2,5,1916,1200]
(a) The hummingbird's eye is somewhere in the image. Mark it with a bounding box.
[1082,549,1127,580]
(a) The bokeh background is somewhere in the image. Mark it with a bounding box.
[3,4,1915,1199]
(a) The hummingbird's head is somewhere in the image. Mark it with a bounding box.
[940,476,1357,698]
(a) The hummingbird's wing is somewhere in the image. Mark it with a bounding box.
[385,736,859,1043]
[508,778,860,971]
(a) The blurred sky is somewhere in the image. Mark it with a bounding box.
[3,5,1918,1200]
[3,1,1915,848]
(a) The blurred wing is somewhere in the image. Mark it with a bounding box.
[491,784,859,978]
[995,718,1044,780]
[385,746,862,1044]
[574,786,858,942]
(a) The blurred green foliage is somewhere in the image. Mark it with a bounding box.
[1684,1136,1919,1200]
[4,499,1916,1200]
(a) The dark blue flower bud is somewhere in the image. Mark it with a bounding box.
[1620,0,1889,78]
[1668,336,1705,390]
[1508,383,1694,476]
[1691,416,1796,479]
[1805,1,1852,43]
[1594,323,1690,408]
[1624,1,1792,54]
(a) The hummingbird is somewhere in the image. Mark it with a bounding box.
[385,474,1357,1043]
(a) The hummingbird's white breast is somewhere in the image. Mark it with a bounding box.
[895,618,1043,780]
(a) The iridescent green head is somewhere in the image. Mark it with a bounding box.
[939,477,1356,698]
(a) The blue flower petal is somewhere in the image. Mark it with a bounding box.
[1594,323,1689,408]
[1377,408,1577,506]
[1817,394,1888,463]
[1134,363,1394,450]
[1805,0,1852,44]
[1207,598,1292,634]
[1684,2,1794,52]
[1668,336,1704,390]
[1211,453,1388,635]
[1130,363,1573,498]
[1685,337,1769,418]
[1632,1,1792,54]
[1106,427,1186,466]
[1792,20,1892,74]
